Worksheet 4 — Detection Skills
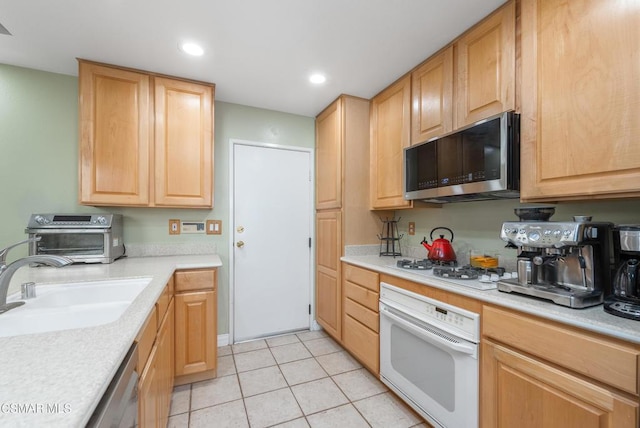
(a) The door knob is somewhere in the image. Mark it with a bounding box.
[236,241,245,248]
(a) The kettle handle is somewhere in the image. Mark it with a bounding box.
[430,227,454,242]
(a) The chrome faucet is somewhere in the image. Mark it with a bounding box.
[0,237,73,314]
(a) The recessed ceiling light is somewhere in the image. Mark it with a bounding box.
[179,42,204,56]
[309,73,326,84]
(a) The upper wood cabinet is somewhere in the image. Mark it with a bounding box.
[455,0,515,128]
[370,75,413,210]
[520,0,640,201]
[78,60,214,208]
[316,100,343,210]
[154,77,214,207]
[411,46,454,144]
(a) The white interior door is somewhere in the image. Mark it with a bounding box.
[232,142,312,342]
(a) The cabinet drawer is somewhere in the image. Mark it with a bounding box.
[344,298,379,333]
[175,269,216,292]
[343,314,379,374]
[483,305,640,395]
[135,306,157,372]
[344,264,379,292]
[344,280,379,312]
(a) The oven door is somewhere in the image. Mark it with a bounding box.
[379,302,479,428]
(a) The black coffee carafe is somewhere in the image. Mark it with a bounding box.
[613,259,640,300]
[605,225,640,320]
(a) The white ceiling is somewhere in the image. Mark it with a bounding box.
[0,0,506,117]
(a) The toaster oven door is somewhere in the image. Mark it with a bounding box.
[28,229,108,259]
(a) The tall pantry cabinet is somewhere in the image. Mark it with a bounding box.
[315,96,382,341]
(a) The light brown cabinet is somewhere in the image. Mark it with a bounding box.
[316,100,343,210]
[78,60,214,208]
[370,75,413,210]
[315,96,382,342]
[481,305,640,428]
[138,283,174,428]
[454,0,515,128]
[316,210,342,339]
[174,268,217,385]
[519,0,640,201]
[341,263,380,374]
[411,46,454,144]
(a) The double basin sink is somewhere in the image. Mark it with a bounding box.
[0,277,152,337]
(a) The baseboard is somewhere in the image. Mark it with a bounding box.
[217,333,230,347]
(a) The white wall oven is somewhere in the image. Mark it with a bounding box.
[379,282,480,428]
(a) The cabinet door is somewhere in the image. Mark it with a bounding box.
[455,0,515,128]
[520,0,640,201]
[316,210,342,340]
[482,340,639,428]
[156,298,174,427]
[411,46,454,144]
[78,61,151,206]
[370,75,413,210]
[138,345,158,428]
[316,99,343,210]
[154,77,214,207]
[175,291,216,376]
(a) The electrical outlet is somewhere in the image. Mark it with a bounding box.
[169,219,180,235]
[206,220,222,235]
[408,222,416,236]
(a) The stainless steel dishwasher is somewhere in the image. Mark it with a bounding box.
[86,343,138,428]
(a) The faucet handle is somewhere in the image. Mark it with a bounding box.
[0,237,41,265]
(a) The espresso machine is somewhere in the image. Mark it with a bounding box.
[498,220,613,308]
[604,225,640,320]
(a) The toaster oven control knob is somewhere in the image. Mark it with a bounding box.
[34,215,46,225]
[96,216,108,225]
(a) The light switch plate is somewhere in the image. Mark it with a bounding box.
[206,220,222,235]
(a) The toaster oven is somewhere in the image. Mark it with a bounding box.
[26,214,125,264]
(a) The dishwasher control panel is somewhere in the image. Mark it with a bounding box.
[379,282,480,343]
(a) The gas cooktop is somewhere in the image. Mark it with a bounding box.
[389,259,511,291]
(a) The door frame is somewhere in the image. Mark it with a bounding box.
[228,139,316,344]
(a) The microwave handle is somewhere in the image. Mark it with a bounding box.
[380,305,476,356]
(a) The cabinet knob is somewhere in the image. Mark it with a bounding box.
[236,241,245,248]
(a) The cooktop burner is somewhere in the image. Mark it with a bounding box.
[433,265,506,280]
[396,259,433,270]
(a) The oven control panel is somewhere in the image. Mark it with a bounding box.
[27,214,117,229]
[380,282,480,343]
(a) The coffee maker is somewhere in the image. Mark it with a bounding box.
[498,220,613,308]
[604,225,640,320]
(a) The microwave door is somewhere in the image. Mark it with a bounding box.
[405,141,437,193]
[437,135,463,188]
[461,118,501,183]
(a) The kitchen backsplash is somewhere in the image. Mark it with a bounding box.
[363,198,640,271]
[125,242,218,258]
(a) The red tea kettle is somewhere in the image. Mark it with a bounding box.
[421,227,457,262]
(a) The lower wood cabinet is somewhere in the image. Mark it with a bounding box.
[174,268,217,385]
[138,283,174,428]
[341,264,380,374]
[481,305,640,428]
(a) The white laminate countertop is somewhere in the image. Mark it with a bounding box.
[0,254,222,428]
[342,255,640,345]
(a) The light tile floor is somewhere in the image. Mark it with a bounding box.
[168,330,428,428]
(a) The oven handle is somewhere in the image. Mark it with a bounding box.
[381,304,476,356]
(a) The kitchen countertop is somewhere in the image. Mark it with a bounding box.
[342,255,640,345]
[0,254,222,428]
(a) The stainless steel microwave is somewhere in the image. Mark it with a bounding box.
[404,111,520,203]
[26,213,125,264]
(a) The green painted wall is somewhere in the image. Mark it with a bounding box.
[0,64,315,334]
